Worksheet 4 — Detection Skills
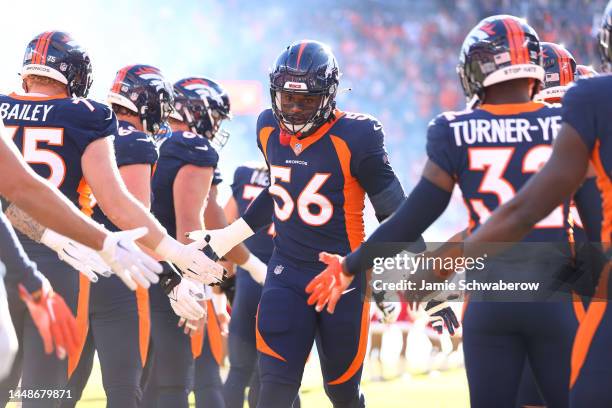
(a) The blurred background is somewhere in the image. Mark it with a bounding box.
[0,0,605,238]
[1,0,606,406]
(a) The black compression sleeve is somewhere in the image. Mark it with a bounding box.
[242,187,274,233]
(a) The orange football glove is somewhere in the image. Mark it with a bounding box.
[18,284,79,360]
[305,252,353,313]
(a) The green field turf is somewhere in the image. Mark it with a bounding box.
[61,358,470,407]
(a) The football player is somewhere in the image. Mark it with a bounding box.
[0,115,164,399]
[61,64,192,408]
[222,162,278,408]
[305,16,587,407]
[188,40,427,408]
[0,31,222,407]
[144,76,234,408]
[448,3,612,405]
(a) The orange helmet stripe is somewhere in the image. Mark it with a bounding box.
[39,31,56,67]
[111,64,135,93]
[295,42,307,69]
[32,31,53,64]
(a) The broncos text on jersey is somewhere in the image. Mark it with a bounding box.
[256,108,395,263]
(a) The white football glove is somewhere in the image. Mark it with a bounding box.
[155,236,224,285]
[40,229,112,282]
[240,254,267,285]
[98,228,162,291]
[169,277,206,321]
[187,217,254,258]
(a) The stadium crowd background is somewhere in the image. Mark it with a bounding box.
[0,0,606,238]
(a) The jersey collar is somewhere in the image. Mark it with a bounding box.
[9,92,67,101]
[479,101,545,115]
[289,109,345,156]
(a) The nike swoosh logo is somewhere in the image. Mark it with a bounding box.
[195,145,209,151]
[373,123,383,131]
[135,138,150,142]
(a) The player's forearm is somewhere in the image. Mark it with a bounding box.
[574,177,603,241]
[344,177,446,276]
[5,177,106,250]
[204,197,250,264]
[0,212,44,293]
[242,187,274,232]
[102,192,166,249]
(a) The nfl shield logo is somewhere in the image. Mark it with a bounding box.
[293,143,302,155]
[273,265,284,275]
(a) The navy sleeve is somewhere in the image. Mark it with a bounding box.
[231,167,249,200]
[425,115,458,177]
[344,177,451,276]
[65,100,118,154]
[115,131,158,167]
[562,81,597,152]
[242,186,274,232]
[574,176,603,241]
[0,212,44,293]
[350,117,405,219]
[163,131,219,168]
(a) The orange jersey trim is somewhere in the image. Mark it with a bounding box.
[479,101,545,116]
[68,273,90,378]
[206,300,225,365]
[136,287,150,366]
[570,263,609,388]
[77,178,94,217]
[591,142,612,244]
[289,110,345,156]
[255,306,287,362]
[572,292,586,324]
[329,135,365,250]
[258,126,274,162]
[190,323,205,359]
[9,92,67,101]
[328,295,371,385]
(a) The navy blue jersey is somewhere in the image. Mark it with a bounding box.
[151,130,219,237]
[0,93,116,214]
[426,101,571,242]
[256,108,395,263]
[231,163,274,263]
[91,120,158,231]
[562,75,612,242]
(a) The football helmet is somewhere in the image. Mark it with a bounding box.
[171,77,231,149]
[599,0,612,69]
[457,15,544,101]
[270,40,339,136]
[108,64,174,136]
[21,31,92,98]
[575,64,598,79]
[534,42,576,103]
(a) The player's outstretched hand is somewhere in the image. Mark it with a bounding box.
[18,283,79,360]
[306,252,354,314]
[41,229,112,282]
[178,316,205,336]
[159,236,225,285]
[99,228,162,290]
[187,218,255,259]
[169,278,206,321]
[424,300,460,336]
